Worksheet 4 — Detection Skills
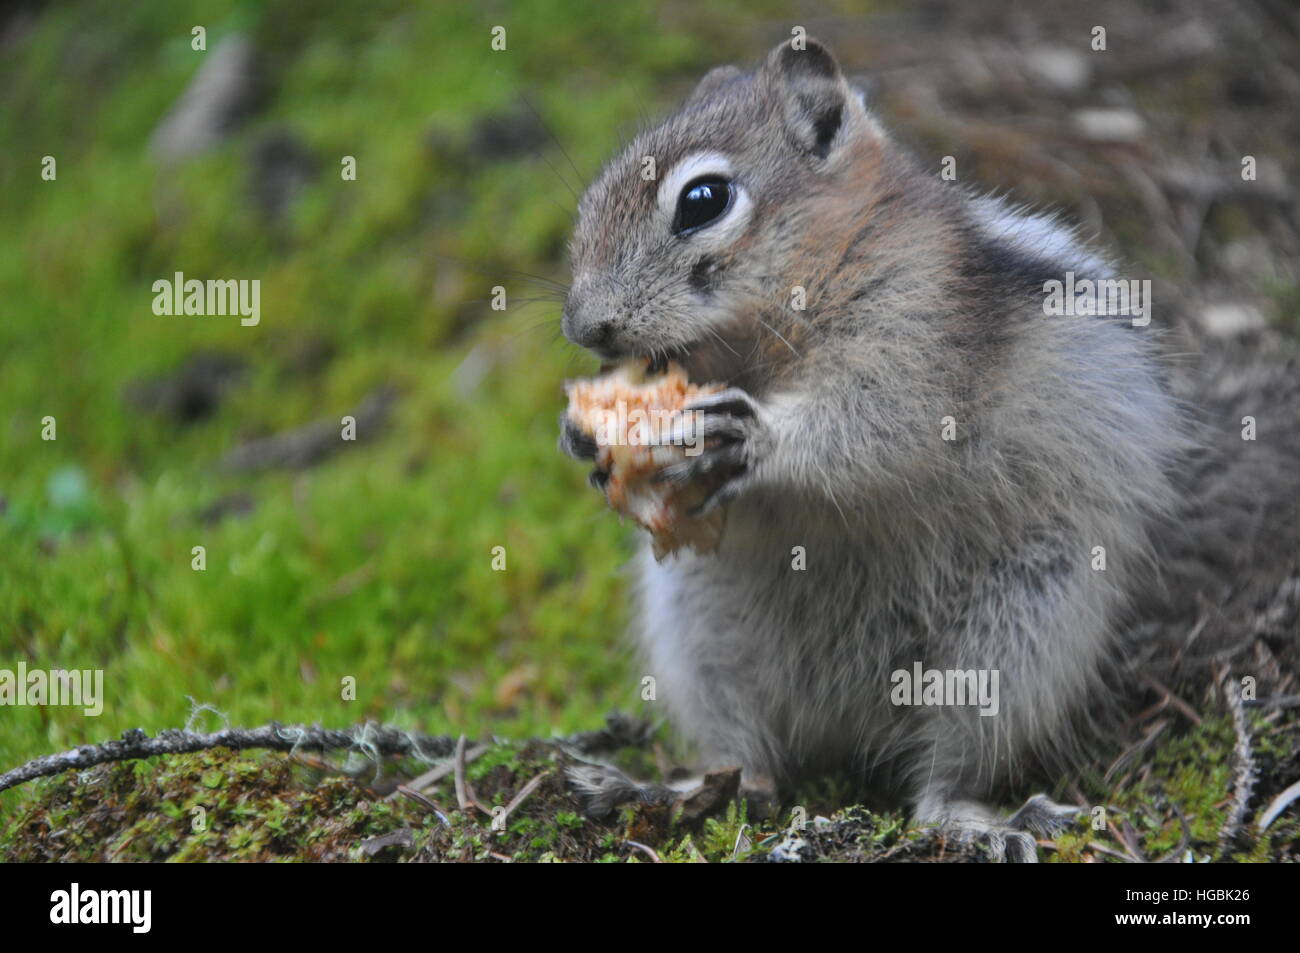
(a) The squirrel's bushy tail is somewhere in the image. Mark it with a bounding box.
[1135,329,1300,689]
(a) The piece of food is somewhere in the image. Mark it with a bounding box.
[565,360,728,559]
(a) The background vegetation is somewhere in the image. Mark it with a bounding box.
[2,0,1296,860]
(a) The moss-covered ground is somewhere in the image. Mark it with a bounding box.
[2,0,1297,861]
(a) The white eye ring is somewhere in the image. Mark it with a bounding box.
[656,152,751,244]
[657,152,733,218]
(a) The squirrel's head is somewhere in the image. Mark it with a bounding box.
[563,38,881,366]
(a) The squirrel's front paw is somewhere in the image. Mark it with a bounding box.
[654,387,771,515]
[558,410,597,461]
[558,410,614,492]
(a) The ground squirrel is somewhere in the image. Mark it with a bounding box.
[558,38,1300,861]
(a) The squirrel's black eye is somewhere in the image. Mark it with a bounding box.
[673,177,732,235]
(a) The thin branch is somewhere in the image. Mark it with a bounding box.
[494,770,552,830]
[1245,693,1300,710]
[384,742,490,801]
[1084,841,1139,863]
[396,785,451,827]
[0,723,457,795]
[1138,672,1203,726]
[1257,778,1300,833]
[453,734,490,816]
[1219,678,1258,853]
[624,840,663,863]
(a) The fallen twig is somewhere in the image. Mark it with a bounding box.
[1115,819,1149,863]
[1245,693,1300,710]
[1256,778,1300,833]
[396,785,451,827]
[453,734,490,816]
[384,742,490,801]
[0,722,457,795]
[1085,841,1139,863]
[494,770,552,830]
[1138,673,1203,727]
[625,840,662,863]
[1219,677,1258,852]
[1104,718,1169,785]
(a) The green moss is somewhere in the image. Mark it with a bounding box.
[4,707,1296,862]
[1,0,1296,863]
[1064,709,1300,863]
[0,0,816,817]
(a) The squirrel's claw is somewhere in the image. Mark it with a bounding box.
[558,410,598,460]
[682,387,760,419]
[918,793,1081,863]
[653,442,747,487]
[653,387,768,513]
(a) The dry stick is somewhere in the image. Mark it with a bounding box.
[1256,778,1300,833]
[1115,819,1149,863]
[383,742,491,802]
[1124,694,1171,730]
[1104,718,1169,786]
[1138,672,1203,727]
[1220,677,1258,853]
[453,734,471,810]
[1246,693,1300,710]
[0,723,458,795]
[396,785,451,827]
[624,840,663,863]
[452,734,491,817]
[494,770,551,830]
[1084,842,1138,863]
[3,713,659,803]
[424,743,490,792]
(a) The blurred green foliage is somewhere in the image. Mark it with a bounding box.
[3,1,1296,863]
[0,0,809,809]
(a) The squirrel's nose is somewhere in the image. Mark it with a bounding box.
[562,295,616,351]
[576,320,616,350]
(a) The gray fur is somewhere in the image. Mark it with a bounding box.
[560,39,1300,860]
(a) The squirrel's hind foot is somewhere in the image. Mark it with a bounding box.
[921,793,1081,863]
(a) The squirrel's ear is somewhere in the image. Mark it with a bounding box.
[687,64,744,105]
[762,38,854,158]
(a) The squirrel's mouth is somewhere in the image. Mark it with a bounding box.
[644,345,695,375]
[600,345,692,376]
